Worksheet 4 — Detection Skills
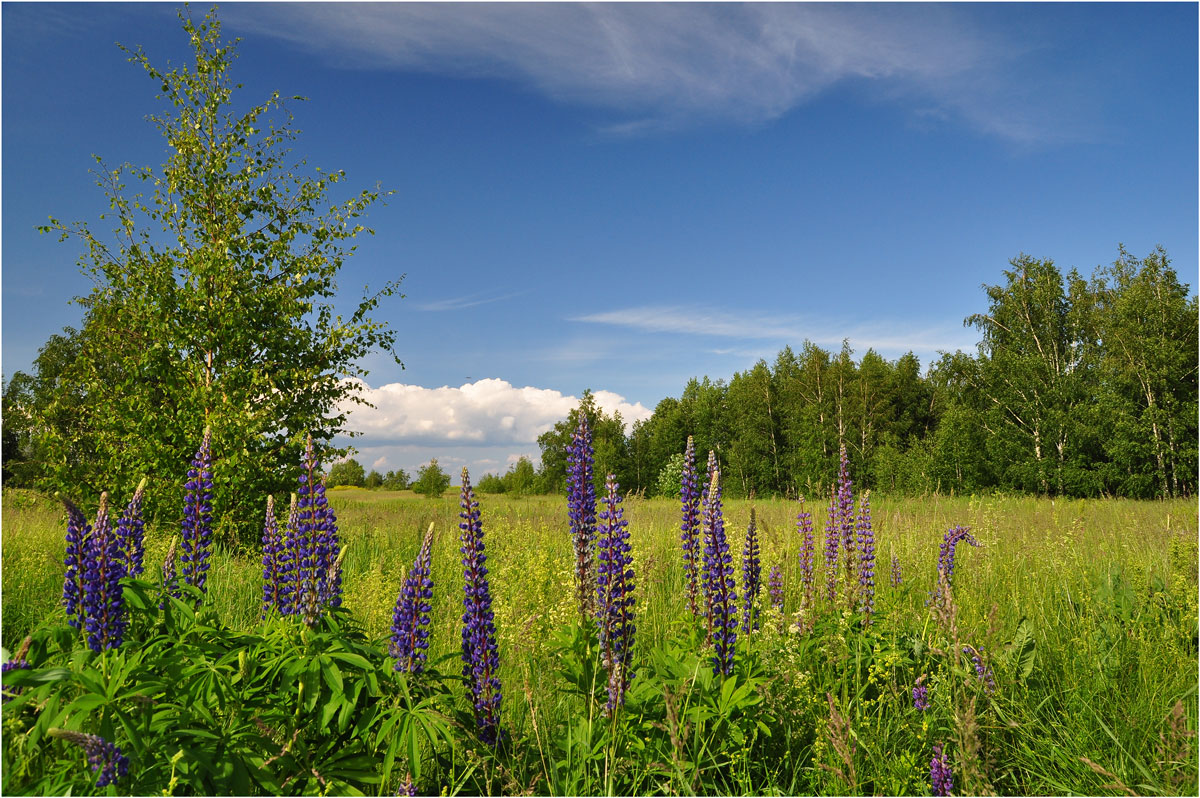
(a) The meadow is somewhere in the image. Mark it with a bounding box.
[2,482,1197,796]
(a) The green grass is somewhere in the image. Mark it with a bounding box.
[3,486,1196,794]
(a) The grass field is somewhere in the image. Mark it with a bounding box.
[3,485,1197,794]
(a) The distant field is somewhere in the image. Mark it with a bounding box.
[3,487,1196,794]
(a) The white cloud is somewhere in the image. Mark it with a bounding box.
[337,378,652,447]
[416,291,524,312]
[372,456,388,470]
[228,4,1082,141]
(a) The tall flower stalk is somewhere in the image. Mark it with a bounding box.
[292,435,342,625]
[699,449,719,632]
[459,468,503,745]
[49,729,129,788]
[261,495,292,617]
[857,490,876,621]
[930,743,954,796]
[82,493,126,653]
[679,436,702,620]
[768,564,784,613]
[823,487,839,603]
[566,415,597,622]
[116,478,147,577]
[929,525,979,606]
[836,444,857,590]
[595,474,636,713]
[392,522,436,675]
[797,496,816,612]
[741,504,761,634]
[702,468,737,677]
[180,428,214,600]
[61,496,91,629]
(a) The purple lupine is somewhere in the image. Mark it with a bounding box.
[767,563,784,613]
[459,468,503,745]
[261,495,292,617]
[679,436,702,620]
[595,474,636,713]
[280,493,301,616]
[963,646,996,696]
[298,435,342,614]
[698,450,719,636]
[930,743,953,796]
[836,444,857,587]
[929,525,980,606]
[702,468,738,677]
[823,487,839,603]
[2,636,32,703]
[392,522,436,674]
[891,552,903,587]
[180,429,214,599]
[912,675,930,711]
[49,729,129,788]
[856,490,876,621]
[398,773,417,797]
[159,536,180,608]
[116,478,147,577]
[566,415,597,622]
[82,493,127,653]
[797,496,816,611]
[61,496,91,629]
[741,505,761,634]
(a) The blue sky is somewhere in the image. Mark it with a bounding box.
[3,2,1196,480]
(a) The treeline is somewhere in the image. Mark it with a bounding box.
[532,247,1196,500]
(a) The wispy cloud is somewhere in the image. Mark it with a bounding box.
[416,291,524,312]
[228,3,1087,141]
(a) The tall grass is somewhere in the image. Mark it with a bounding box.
[3,486,1196,794]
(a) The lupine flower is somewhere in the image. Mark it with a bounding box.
[180,428,214,599]
[566,415,597,622]
[116,478,147,577]
[797,496,816,610]
[836,444,857,583]
[823,487,839,603]
[595,474,636,713]
[392,522,436,674]
[82,493,126,652]
[698,450,719,635]
[702,469,738,677]
[767,563,784,613]
[929,525,980,606]
[930,742,953,796]
[398,772,417,797]
[741,504,761,634]
[459,468,503,745]
[298,435,342,613]
[280,493,300,615]
[912,675,930,711]
[679,436,702,620]
[2,636,32,703]
[61,496,91,629]
[159,535,180,608]
[891,552,903,587]
[856,490,876,621]
[963,645,996,695]
[49,729,129,787]
[261,495,292,617]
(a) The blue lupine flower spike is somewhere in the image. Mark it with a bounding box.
[392,522,436,674]
[596,473,636,713]
[49,729,129,788]
[180,428,214,602]
[459,468,503,746]
[566,415,597,622]
[82,493,127,652]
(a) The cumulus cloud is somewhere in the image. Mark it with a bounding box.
[227,3,1084,141]
[338,378,652,447]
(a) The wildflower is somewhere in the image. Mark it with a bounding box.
[930,742,953,796]
[963,645,996,696]
[595,474,636,712]
[392,522,436,674]
[49,729,129,787]
[300,435,342,612]
[116,478,147,577]
[836,444,857,582]
[741,503,761,633]
[702,468,737,676]
[566,415,597,622]
[797,496,815,610]
[398,772,417,797]
[857,490,876,620]
[891,551,903,587]
[2,636,32,703]
[679,436,702,619]
[159,535,180,608]
[261,495,291,617]
[912,675,930,711]
[180,428,214,599]
[929,525,979,606]
[82,493,126,652]
[767,563,784,613]
[459,468,503,745]
[824,486,839,603]
[60,496,91,629]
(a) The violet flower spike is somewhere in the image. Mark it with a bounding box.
[459,468,503,745]
[702,468,737,677]
[699,449,719,637]
[767,563,784,613]
[797,496,816,610]
[679,435,702,620]
[297,435,342,616]
[836,444,857,588]
[856,490,876,621]
[566,415,597,622]
[261,495,292,617]
[912,675,930,711]
[392,522,436,674]
[82,493,127,652]
[891,551,903,587]
[929,525,979,606]
[930,743,953,796]
[180,428,214,600]
[823,486,839,603]
[741,504,761,634]
[2,636,32,703]
[116,478,147,577]
[49,729,129,788]
[595,473,636,713]
[963,645,996,695]
[60,496,91,629]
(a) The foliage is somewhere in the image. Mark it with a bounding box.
[9,8,401,542]
[328,459,367,489]
[364,470,384,490]
[382,470,410,491]
[411,459,451,499]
